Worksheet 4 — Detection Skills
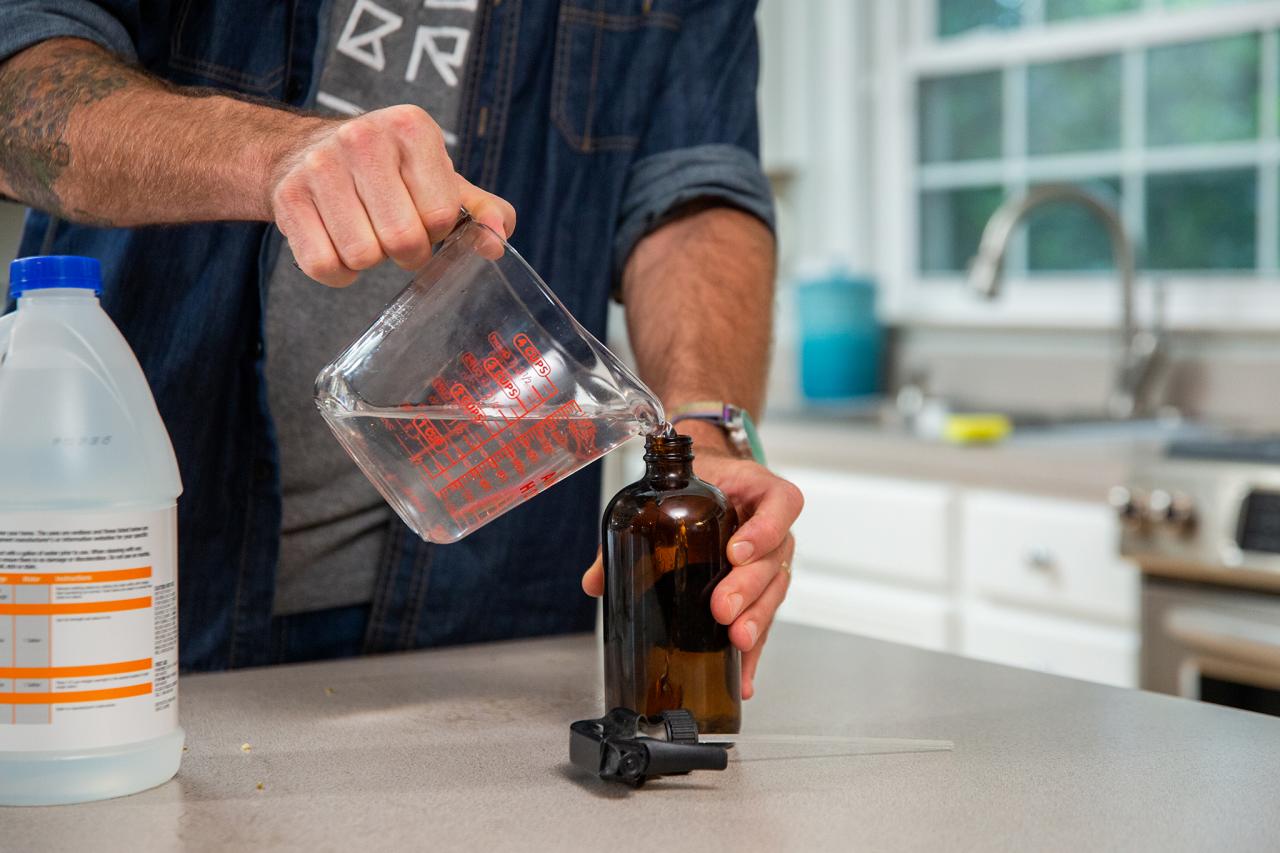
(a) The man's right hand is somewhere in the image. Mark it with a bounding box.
[269,105,516,287]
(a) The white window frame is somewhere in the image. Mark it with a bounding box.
[874,0,1280,331]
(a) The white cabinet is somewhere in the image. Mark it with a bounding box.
[773,465,1139,687]
[783,467,953,588]
[778,567,952,652]
[962,602,1138,688]
[961,490,1138,624]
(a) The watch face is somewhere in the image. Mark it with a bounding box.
[723,405,765,464]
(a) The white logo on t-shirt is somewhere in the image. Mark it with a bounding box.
[337,0,405,72]
[405,26,470,87]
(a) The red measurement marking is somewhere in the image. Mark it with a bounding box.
[484,356,520,399]
[435,399,586,525]
[504,443,526,476]
[415,417,448,452]
[488,331,513,361]
[461,352,484,380]
[449,382,486,426]
[513,333,551,377]
[386,416,455,479]
[383,333,568,495]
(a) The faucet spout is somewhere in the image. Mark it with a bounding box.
[964,184,1160,419]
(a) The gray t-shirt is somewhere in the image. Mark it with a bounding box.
[267,0,478,615]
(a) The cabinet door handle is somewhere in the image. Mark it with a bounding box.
[1026,546,1056,572]
[1165,607,1280,670]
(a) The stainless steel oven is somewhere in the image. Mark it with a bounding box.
[1141,578,1280,715]
[1118,437,1280,718]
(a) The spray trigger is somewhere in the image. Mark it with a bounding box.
[568,707,728,787]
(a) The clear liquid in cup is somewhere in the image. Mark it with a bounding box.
[319,398,659,543]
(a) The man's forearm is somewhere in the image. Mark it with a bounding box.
[0,38,325,226]
[622,205,776,439]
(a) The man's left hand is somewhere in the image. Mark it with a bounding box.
[581,428,803,700]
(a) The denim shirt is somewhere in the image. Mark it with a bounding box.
[3,0,774,670]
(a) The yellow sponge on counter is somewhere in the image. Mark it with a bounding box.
[942,414,1012,445]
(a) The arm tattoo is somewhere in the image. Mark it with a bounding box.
[0,42,138,217]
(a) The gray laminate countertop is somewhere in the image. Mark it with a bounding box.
[761,416,1162,502]
[5,625,1279,851]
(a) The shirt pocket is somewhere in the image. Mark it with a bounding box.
[166,0,290,97]
[551,1,683,154]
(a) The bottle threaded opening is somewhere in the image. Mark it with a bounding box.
[644,431,693,463]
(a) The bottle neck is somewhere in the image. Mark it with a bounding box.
[643,433,695,484]
[17,288,99,308]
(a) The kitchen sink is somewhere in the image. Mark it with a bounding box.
[788,397,1220,446]
[1000,413,1215,446]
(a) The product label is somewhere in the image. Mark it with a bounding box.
[0,507,177,751]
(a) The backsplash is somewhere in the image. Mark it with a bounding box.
[890,326,1280,429]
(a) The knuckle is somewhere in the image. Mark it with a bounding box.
[782,480,805,514]
[422,205,459,234]
[380,222,427,258]
[271,177,307,211]
[337,239,383,270]
[335,118,379,150]
[385,104,432,136]
[301,149,336,179]
[299,254,343,284]
[754,516,786,549]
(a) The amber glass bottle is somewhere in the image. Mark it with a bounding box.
[602,431,741,733]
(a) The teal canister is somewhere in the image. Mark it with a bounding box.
[794,268,882,400]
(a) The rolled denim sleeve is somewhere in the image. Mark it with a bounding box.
[1,1,137,64]
[612,0,775,287]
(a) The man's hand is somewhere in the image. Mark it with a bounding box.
[582,425,803,700]
[270,105,515,287]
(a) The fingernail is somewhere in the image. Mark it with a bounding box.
[729,541,754,564]
[727,593,743,621]
[745,621,759,649]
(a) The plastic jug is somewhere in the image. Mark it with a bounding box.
[315,213,664,543]
[0,256,184,805]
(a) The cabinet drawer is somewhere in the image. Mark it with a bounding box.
[781,468,953,587]
[962,603,1137,687]
[961,490,1137,624]
[777,566,953,651]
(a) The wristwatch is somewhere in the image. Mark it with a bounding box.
[669,401,766,464]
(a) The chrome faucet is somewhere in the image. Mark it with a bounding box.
[966,184,1164,419]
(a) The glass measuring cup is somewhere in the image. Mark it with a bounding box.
[314,213,665,543]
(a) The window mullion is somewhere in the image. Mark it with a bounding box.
[1121,47,1147,270]
[1024,0,1046,30]
[1005,64,1029,276]
[1259,28,1278,272]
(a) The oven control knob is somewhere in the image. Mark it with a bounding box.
[1150,489,1196,534]
[1108,486,1145,528]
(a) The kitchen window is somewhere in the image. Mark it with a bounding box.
[874,0,1280,328]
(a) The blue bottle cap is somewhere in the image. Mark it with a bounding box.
[9,255,103,297]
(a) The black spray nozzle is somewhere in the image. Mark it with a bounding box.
[569,707,729,787]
